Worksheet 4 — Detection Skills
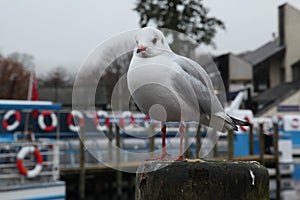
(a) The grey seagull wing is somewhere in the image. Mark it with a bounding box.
[171,54,224,116]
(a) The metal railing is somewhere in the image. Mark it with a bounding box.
[0,141,60,189]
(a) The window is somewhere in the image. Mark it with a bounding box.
[292,60,300,81]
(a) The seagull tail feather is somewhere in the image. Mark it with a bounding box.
[228,115,251,131]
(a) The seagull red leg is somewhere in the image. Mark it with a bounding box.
[172,122,186,161]
[179,122,184,158]
[146,122,168,160]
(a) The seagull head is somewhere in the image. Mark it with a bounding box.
[134,27,171,58]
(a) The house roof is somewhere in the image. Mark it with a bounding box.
[253,80,300,115]
[239,40,285,66]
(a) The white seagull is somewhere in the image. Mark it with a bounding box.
[127,27,250,161]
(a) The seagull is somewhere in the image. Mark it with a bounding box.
[127,27,250,161]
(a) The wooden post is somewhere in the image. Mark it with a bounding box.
[149,123,155,160]
[136,160,269,200]
[273,123,280,200]
[213,129,218,158]
[115,125,122,199]
[228,130,234,160]
[115,125,121,162]
[79,125,85,200]
[249,124,254,155]
[196,124,201,159]
[149,123,155,156]
[259,123,265,165]
[108,123,113,162]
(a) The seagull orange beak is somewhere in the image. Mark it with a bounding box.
[137,45,147,54]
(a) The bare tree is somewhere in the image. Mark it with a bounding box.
[0,54,31,99]
[8,52,35,71]
[39,66,74,87]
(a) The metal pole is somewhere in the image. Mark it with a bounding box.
[24,68,33,134]
[27,69,33,100]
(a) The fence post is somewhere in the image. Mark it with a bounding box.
[149,123,155,156]
[115,125,122,199]
[108,123,113,162]
[259,123,265,165]
[228,130,234,160]
[79,125,85,200]
[136,161,269,200]
[249,124,254,155]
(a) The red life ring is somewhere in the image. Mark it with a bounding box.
[16,146,43,178]
[2,110,21,131]
[291,118,299,129]
[38,111,57,132]
[120,111,135,129]
[94,111,110,132]
[67,110,84,132]
[240,116,251,132]
[143,115,151,128]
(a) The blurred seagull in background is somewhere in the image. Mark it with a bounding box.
[127,27,250,161]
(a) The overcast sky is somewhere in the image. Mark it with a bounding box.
[0,0,300,75]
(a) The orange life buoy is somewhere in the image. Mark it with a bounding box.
[67,110,84,132]
[94,111,110,132]
[2,110,21,131]
[291,118,299,129]
[16,146,43,178]
[120,111,134,129]
[38,111,57,132]
[143,115,151,128]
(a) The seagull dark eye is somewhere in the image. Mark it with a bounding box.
[152,38,157,44]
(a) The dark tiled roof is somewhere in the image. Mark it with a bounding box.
[240,40,285,66]
[253,81,300,115]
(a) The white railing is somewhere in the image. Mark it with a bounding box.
[0,141,60,189]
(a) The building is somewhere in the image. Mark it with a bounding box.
[208,53,253,103]
[240,3,300,93]
[214,3,300,115]
[279,3,300,82]
[239,39,285,93]
[253,80,300,116]
[251,3,300,116]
